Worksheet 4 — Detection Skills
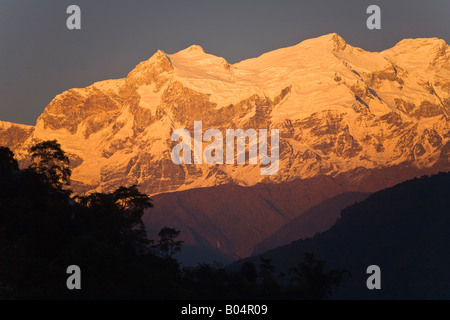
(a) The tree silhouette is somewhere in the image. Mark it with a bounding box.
[258,257,276,284]
[288,253,349,300]
[1,141,356,300]
[74,185,153,255]
[154,227,184,259]
[0,146,19,176]
[112,185,153,254]
[29,140,71,191]
[258,257,280,298]
[0,142,165,298]
[240,261,258,284]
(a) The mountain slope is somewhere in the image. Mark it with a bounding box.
[1,33,449,196]
[252,192,370,255]
[143,164,441,263]
[229,172,450,299]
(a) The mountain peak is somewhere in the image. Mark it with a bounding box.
[394,37,447,48]
[331,33,347,47]
[150,49,170,61]
[388,37,448,56]
[383,37,449,66]
[324,32,344,41]
[316,33,347,51]
[178,45,206,55]
[127,49,173,82]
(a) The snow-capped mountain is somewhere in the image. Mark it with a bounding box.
[1,33,450,196]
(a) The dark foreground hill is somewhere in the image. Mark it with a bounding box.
[229,172,450,299]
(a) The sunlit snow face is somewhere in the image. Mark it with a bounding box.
[171,121,279,175]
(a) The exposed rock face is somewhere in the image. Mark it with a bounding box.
[2,34,449,196]
[0,121,34,148]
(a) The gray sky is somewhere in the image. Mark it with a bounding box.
[1,0,449,125]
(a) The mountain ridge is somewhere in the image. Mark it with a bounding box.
[1,33,449,197]
[251,191,370,255]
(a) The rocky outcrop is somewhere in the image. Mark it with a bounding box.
[1,34,449,196]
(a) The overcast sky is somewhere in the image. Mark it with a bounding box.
[1,0,449,125]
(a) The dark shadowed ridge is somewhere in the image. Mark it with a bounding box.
[252,192,370,255]
[228,171,450,299]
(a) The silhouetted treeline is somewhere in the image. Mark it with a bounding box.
[0,141,347,299]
